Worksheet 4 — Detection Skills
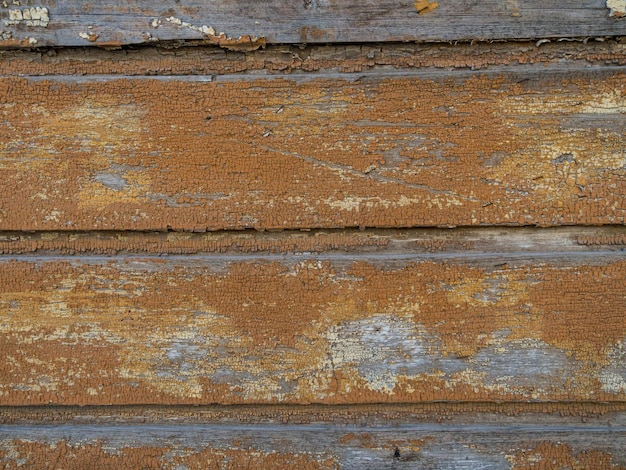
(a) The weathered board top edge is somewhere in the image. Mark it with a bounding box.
[0,0,624,49]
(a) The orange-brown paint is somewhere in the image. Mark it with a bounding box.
[4,402,626,425]
[509,442,624,469]
[0,230,390,255]
[0,39,624,463]
[0,70,623,230]
[415,0,439,14]
[1,42,624,77]
[0,255,624,405]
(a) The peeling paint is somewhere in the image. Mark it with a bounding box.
[607,0,626,18]
[4,7,48,27]
[414,0,438,14]
[0,71,623,231]
[327,316,431,392]
[599,339,626,393]
[0,256,623,405]
[79,31,99,42]
[164,16,265,51]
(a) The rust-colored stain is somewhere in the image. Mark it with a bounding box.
[0,255,624,405]
[0,72,623,230]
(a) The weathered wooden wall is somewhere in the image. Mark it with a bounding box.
[1,1,625,467]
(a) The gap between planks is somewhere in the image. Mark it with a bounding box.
[1,41,625,78]
[1,226,625,257]
[3,402,626,425]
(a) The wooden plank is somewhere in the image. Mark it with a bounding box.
[0,1,625,49]
[0,67,624,231]
[2,41,626,77]
[1,230,625,405]
[2,420,626,469]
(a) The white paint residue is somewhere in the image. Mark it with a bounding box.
[599,340,626,393]
[581,91,626,114]
[327,315,429,392]
[599,371,626,393]
[165,16,215,36]
[607,0,626,17]
[4,7,49,27]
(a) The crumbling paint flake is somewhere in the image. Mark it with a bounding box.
[4,7,48,27]
[607,0,626,17]
[415,0,438,14]
[79,32,99,42]
[164,15,264,51]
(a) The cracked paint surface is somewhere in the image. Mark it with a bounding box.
[0,71,623,230]
[0,254,624,405]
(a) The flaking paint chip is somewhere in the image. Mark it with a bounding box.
[415,0,438,14]
[607,0,626,17]
[79,31,98,42]
[4,6,48,26]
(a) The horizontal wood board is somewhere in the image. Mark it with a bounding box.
[2,420,626,469]
[0,0,625,48]
[0,66,624,231]
[2,41,626,77]
[1,229,625,405]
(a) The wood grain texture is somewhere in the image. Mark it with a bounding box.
[0,67,624,230]
[2,9,625,468]
[2,421,626,469]
[0,0,625,48]
[1,230,624,405]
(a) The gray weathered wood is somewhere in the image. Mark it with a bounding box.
[1,419,626,468]
[0,0,625,49]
